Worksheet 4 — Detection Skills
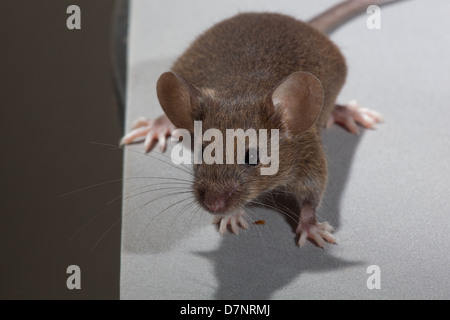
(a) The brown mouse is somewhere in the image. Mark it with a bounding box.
[121,0,391,247]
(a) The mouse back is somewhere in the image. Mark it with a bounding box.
[169,12,346,128]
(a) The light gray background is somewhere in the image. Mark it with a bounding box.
[121,0,450,299]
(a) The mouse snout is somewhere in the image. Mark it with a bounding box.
[197,183,238,214]
[204,197,226,213]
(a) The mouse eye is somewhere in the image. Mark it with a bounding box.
[245,148,259,166]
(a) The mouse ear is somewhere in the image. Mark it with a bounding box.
[156,71,201,132]
[271,71,324,135]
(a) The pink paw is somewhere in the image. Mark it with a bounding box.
[213,209,249,235]
[296,221,336,248]
[327,100,383,134]
[120,115,176,152]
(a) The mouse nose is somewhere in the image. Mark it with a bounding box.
[200,188,235,213]
[205,198,226,213]
[196,180,239,214]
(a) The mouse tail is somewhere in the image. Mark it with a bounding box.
[308,0,404,34]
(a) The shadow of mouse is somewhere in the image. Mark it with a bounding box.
[195,125,364,299]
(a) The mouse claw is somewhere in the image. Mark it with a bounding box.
[328,101,383,134]
[158,132,167,152]
[229,218,239,235]
[214,209,248,235]
[144,131,157,153]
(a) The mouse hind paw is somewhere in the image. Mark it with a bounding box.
[327,100,383,134]
[297,221,336,248]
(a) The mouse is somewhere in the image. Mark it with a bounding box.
[121,0,393,248]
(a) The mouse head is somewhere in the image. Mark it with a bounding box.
[157,71,324,215]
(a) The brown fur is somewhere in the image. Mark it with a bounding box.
[160,13,347,213]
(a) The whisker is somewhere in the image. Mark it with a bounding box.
[59,178,124,197]
[90,218,121,253]
[90,141,192,175]
[248,197,298,226]
[107,181,192,206]
[122,186,192,203]
[243,207,265,240]
[188,203,204,232]
[148,194,195,224]
[171,199,200,233]
[138,196,196,243]
[60,176,193,198]
[128,190,193,219]
[70,188,191,243]
[70,180,193,243]
[69,205,113,242]
[90,141,195,177]
[93,192,195,251]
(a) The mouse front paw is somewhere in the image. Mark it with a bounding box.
[296,221,336,248]
[120,115,176,152]
[327,100,383,134]
[212,209,248,235]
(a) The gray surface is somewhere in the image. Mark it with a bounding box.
[121,0,450,299]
